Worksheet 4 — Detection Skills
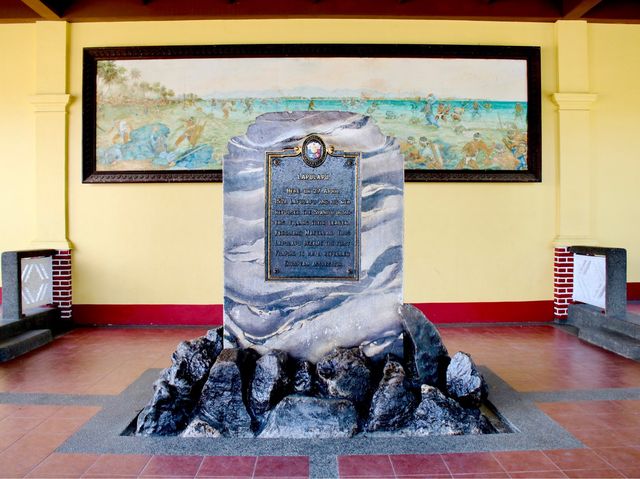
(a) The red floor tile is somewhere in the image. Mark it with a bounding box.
[615,400,640,415]
[0,431,23,452]
[0,404,18,419]
[619,468,640,478]
[509,471,567,478]
[196,456,257,477]
[544,449,612,471]
[83,453,152,477]
[441,453,506,475]
[0,433,68,477]
[395,475,452,479]
[390,454,450,476]
[253,456,309,477]
[571,428,640,448]
[562,469,624,478]
[140,455,204,477]
[9,405,62,418]
[451,473,509,478]
[593,447,640,470]
[492,450,560,472]
[546,413,617,431]
[338,455,395,477]
[25,452,100,478]
[0,416,45,434]
[31,416,88,435]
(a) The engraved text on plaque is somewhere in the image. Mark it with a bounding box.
[265,136,360,281]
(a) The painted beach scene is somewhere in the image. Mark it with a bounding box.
[95,56,529,172]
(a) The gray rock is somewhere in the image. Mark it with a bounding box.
[366,360,417,431]
[259,395,358,438]
[400,304,450,388]
[180,418,222,438]
[316,347,372,405]
[205,327,223,343]
[135,328,223,436]
[196,348,254,437]
[135,379,191,435]
[249,350,291,417]
[446,351,488,408]
[165,327,224,398]
[407,385,493,435]
[293,360,315,395]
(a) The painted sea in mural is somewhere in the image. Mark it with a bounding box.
[95,57,529,172]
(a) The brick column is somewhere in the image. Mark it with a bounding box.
[554,247,574,320]
[52,250,72,320]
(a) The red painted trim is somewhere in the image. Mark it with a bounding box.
[73,304,223,326]
[412,300,554,324]
[628,282,640,301]
[72,301,556,326]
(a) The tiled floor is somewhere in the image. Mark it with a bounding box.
[0,325,639,478]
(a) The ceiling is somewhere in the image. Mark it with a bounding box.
[2,0,639,24]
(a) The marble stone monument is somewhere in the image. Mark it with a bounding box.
[135,111,497,439]
[223,111,403,362]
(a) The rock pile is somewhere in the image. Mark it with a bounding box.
[135,305,494,438]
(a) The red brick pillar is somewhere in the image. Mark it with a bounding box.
[52,250,72,321]
[554,247,574,320]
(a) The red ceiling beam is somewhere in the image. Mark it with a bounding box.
[584,0,640,23]
[20,0,63,19]
[59,0,562,22]
[561,0,603,19]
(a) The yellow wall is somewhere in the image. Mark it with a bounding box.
[589,24,640,281]
[66,19,557,305]
[0,24,36,285]
[2,19,639,305]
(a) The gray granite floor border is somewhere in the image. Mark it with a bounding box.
[49,367,587,479]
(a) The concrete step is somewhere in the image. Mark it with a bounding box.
[0,317,28,340]
[0,307,60,340]
[577,326,640,360]
[0,329,53,362]
[23,307,59,332]
[568,304,640,340]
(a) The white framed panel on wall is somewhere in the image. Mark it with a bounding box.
[573,254,606,309]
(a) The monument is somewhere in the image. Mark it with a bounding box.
[135,111,495,438]
[223,111,403,362]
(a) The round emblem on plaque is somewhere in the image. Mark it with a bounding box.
[302,135,327,168]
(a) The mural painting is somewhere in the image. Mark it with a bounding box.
[95,56,530,174]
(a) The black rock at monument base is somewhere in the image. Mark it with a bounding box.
[366,359,417,432]
[400,304,451,389]
[292,359,315,395]
[446,351,489,408]
[134,308,498,438]
[167,329,224,396]
[136,379,193,436]
[180,418,222,438]
[258,395,358,438]
[135,327,223,436]
[195,348,255,437]
[249,349,291,418]
[316,347,372,406]
[407,384,494,436]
